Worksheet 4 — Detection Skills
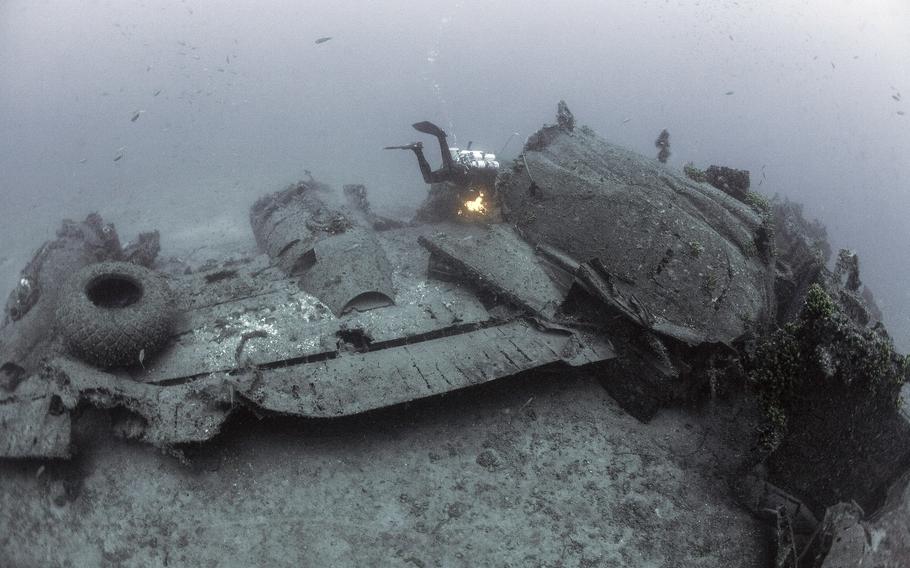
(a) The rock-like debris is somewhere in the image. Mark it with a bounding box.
[742,195,910,521]
[121,230,161,267]
[834,248,861,292]
[655,129,670,163]
[815,470,910,566]
[556,99,575,131]
[705,165,751,201]
[683,162,708,183]
[747,282,909,511]
[771,198,833,324]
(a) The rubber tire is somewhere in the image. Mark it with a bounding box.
[56,261,176,367]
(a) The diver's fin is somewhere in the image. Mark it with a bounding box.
[412,121,447,138]
[383,142,423,151]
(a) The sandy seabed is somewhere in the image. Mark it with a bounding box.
[0,372,768,567]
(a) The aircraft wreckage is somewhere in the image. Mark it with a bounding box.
[0,105,777,459]
[1,202,619,456]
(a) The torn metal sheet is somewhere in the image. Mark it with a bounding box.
[418,224,564,318]
[241,318,614,417]
[0,314,613,457]
[537,243,710,346]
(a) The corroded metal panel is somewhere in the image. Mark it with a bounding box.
[242,319,614,417]
[419,224,564,318]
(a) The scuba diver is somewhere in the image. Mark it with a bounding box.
[385,121,500,189]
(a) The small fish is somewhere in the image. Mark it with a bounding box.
[153,89,162,96]
[79,158,87,164]
[898,110,906,116]
[113,153,124,162]
[130,110,144,122]
[831,61,836,69]
[139,348,146,369]
[725,91,734,95]
[622,118,631,124]
[892,93,902,102]
[315,36,332,44]
[728,34,734,41]
[226,55,230,64]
